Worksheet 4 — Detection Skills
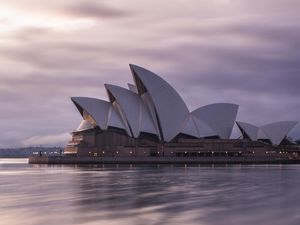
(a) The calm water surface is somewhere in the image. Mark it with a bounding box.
[1,159,300,225]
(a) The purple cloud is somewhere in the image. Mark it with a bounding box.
[0,0,299,147]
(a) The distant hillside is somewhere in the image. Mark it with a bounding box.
[0,147,63,158]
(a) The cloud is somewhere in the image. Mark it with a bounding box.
[21,133,71,147]
[0,0,299,147]
[65,1,132,19]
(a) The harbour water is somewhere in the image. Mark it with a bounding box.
[1,159,300,225]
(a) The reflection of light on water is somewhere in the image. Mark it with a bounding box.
[0,159,300,225]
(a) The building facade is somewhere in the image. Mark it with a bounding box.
[64,64,299,158]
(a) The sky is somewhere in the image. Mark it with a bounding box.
[0,0,300,148]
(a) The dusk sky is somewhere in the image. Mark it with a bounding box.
[1,0,300,148]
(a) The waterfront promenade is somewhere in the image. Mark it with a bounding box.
[28,155,300,164]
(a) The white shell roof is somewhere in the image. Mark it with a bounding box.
[140,92,162,140]
[70,64,298,144]
[127,83,138,93]
[260,121,297,145]
[179,115,199,138]
[236,121,259,140]
[71,97,126,131]
[105,84,157,138]
[139,97,159,136]
[76,120,95,132]
[179,114,217,138]
[71,97,110,129]
[257,129,269,139]
[193,116,218,137]
[107,103,127,130]
[192,103,239,139]
[130,64,190,142]
[237,121,297,145]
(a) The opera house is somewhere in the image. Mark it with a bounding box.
[63,64,299,161]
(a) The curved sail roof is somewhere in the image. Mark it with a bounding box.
[107,103,127,130]
[260,121,297,145]
[70,64,298,145]
[71,97,110,129]
[76,120,95,132]
[237,121,297,145]
[192,103,238,139]
[127,83,138,93]
[71,97,126,130]
[179,114,217,138]
[193,116,218,137]
[179,115,199,138]
[140,92,162,140]
[130,64,189,142]
[139,97,159,136]
[105,84,157,138]
[236,121,259,140]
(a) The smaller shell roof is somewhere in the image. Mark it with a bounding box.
[127,83,138,93]
[107,103,127,130]
[71,97,126,131]
[179,114,217,138]
[192,103,239,139]
[179,115,199,138]
[236,121,259,141]
[260,121,297,145]
[193,116,218,137]
[236,121,298,145]
[76,120,95,132]
[105,84,158,138]
[71,97,110,130]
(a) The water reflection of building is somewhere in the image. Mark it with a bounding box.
[64,64,299,159]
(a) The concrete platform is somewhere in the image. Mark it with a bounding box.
[28,155,300,164]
